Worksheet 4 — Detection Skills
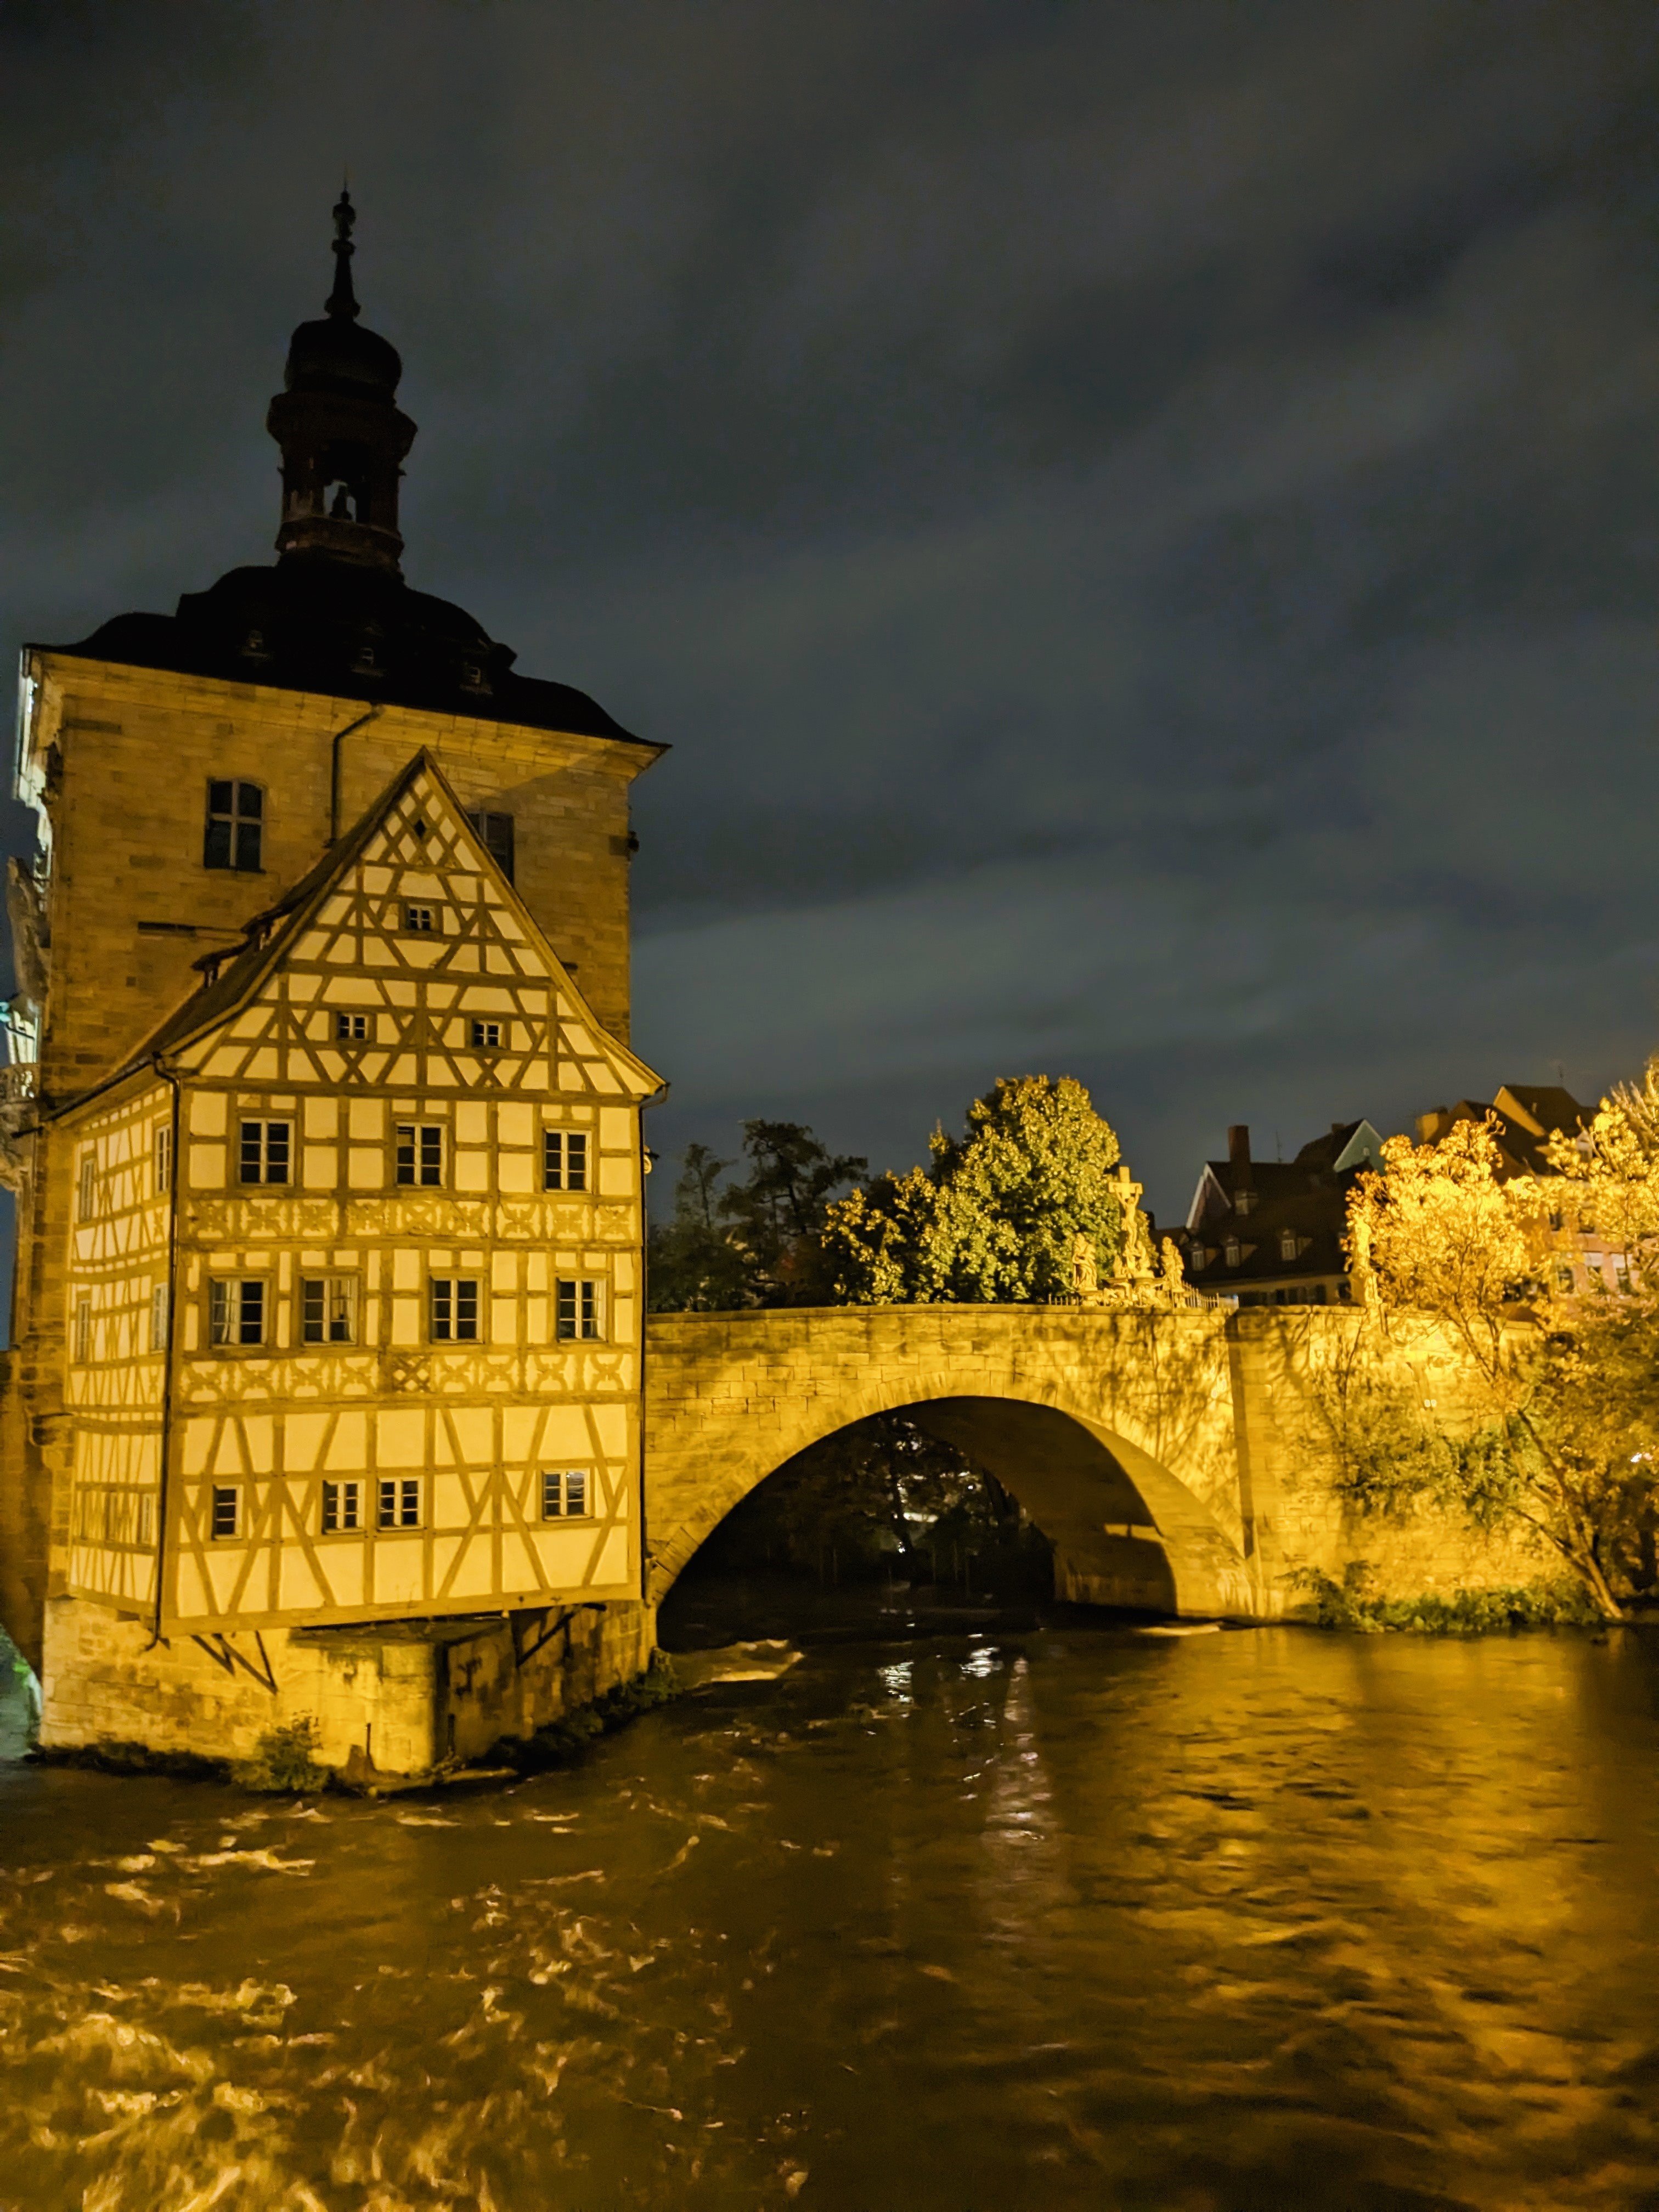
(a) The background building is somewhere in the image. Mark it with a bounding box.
[1177,1120,1385,1306]
[1415,1084,1625,1295]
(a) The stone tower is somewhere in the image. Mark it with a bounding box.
[0,199,667,1776]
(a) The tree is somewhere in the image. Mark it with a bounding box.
[719,1120,866,1306]
[1344,1111,1659,1619]
[1348,1118,1536,1399]
[648,1123,865,1311]
[824,1075,1130,1304]
[647,1142,750,1312]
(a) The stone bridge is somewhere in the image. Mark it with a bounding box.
[643,1304,1318,1618]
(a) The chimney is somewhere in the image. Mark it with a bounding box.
[1227,1125,1250,1167]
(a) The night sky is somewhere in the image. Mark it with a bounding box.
[3,1,1658,1238]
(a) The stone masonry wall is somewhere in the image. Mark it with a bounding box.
[37,1594,656,1776]
[644,1304,1560,1616]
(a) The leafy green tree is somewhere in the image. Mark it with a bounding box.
[824,1075,1128,1304]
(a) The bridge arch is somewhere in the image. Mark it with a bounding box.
[642,1306,1272,1618]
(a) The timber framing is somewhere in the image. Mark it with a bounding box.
[52,750,662,1637]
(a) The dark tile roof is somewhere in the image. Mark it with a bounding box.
[46,555,651,747]
[1417,1087,1589,1180]
[1181,1120,1382,1290]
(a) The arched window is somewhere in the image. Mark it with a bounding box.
[205,781,263,872]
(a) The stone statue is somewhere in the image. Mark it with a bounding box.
[1116,1161,1156,1280]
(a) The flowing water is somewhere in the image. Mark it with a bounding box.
[3,1595,1659,2211]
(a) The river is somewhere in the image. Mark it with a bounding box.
[2,1592,1658,2210]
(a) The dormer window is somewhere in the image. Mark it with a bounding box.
[1234,1189,1256,1216]
[1224,1240,1242,1268]
[204,781,263,873]
[1279,1230,1299,1263]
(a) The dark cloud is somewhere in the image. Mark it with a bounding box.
[2,0,1658,1256]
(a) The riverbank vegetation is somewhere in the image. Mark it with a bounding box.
[1289,1565,1601,1635]
[1324,1055,1659,1621]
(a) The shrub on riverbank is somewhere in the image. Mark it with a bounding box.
[1290,1564,1602,1634]
[234,1716,329,1792]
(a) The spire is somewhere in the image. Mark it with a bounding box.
[268,189,415,573]
[325,186,360,321]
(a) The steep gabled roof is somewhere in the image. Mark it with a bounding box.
[1416,1088,1589,1180]
[108,747,662,1099]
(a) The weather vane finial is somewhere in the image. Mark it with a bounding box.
[326,185,360,321]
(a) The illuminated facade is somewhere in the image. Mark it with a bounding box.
[1,196,664,1762]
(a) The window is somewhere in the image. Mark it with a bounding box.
[335,1011,371,1042]
[544,1130,588,1192]
[1234,1190,1256,1216]
[1278,1231,1299,1263]
[403,904,438,934]
[556,1278,602,1341]
[204,781,263,873]
[137,1494,154,1547]
[150,1283,168,1352]
[209,1278,266,1347]
[154,1123,172,1197]
[377,1477,422,1530]
[1554,1265,1575,1293]
[1223,1240,1242,1269]
[395,1124,444,1187]
[239,1120,290,1187]
[470,1019,503,1049]
[77,1154,96,1222]
[540,1469,590,1520]
[321,1479,363,1532]
[301,1275,358,1345]
[467,809,515,882]
[430,1277,480,1342]
[74,1297,92,1364]
[210,1486,241,1539]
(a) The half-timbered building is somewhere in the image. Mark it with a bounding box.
[1,196,668,1771]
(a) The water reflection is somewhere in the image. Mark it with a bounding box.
[2,1621,1658,2208]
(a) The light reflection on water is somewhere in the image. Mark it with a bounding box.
[3,1621,1659,2209]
